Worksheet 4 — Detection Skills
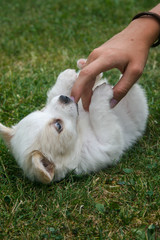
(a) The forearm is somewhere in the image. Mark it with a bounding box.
[151,3,160,15]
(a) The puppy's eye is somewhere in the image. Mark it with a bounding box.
[54,120,63,133]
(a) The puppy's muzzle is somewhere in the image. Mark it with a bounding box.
[59,95,72,104]
[59,95,79,114]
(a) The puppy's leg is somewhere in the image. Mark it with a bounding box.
[86,83,124,166]
[89,83,123,144]
[47,69,77,103]
[89,83,113,115]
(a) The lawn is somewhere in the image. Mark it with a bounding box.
[0,0,160,239]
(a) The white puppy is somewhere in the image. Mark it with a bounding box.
[0,59,148,183]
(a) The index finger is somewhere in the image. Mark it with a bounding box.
[71,57,117,102]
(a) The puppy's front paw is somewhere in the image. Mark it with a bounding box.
[90,83,113,112]
[93,83,113,101]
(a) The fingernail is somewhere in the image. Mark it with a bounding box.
[110,98,118,108]
[70,96,75,102]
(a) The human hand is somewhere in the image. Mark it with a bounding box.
[71,15,160,110]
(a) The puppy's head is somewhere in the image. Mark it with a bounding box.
[0,95,78,184]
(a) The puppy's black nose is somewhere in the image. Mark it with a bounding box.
[59,95,72,104]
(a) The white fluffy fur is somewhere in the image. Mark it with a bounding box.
[0,59,148,183]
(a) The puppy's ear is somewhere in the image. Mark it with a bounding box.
[31,151,55,184]
[0,123,14,147]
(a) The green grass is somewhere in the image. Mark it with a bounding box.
[0,0,160,239]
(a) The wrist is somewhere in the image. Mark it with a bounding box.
[126,16,160,48]
[132,11,160,47]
